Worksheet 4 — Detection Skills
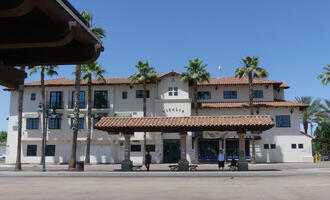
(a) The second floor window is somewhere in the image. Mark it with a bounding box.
[276,115,291,127]
[31,93,36,101]
[26,118,39,130]
[168,87,178,96]
[94,91,108,108]
[49,118,61,129]
[122,91,128,99]
[49,91,63,109]
[198,91,211,100]
[71,91,86,109]
[136,90,150,98]
[223,91,237,99]
[71,118,84,129]
[253,90,263,98]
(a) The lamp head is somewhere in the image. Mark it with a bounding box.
[37,102,43,114]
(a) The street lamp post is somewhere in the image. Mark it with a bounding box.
[37,102,57,172]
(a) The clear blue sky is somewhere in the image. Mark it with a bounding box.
[0,0,329,131]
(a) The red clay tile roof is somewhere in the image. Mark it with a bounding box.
[200,101,309,109]
[198,77,283,86]
[300,132,314,139]
[279,82,290,88]
[21,72,288,88]
[94,115,274,133]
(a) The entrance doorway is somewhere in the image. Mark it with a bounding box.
[163,139,180,163]
[198,140,219,163]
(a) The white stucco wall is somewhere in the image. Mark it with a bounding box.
[5,76,312,164]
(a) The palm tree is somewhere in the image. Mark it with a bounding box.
[129,61,158,164]
[180,58,210,164]
[69,64,81,170]
[15,66,26,171]
[316,99,330,123]
[235,56,268,164]
[81,62,106,164]
[28,65,58,165]
[295,96,321,135]
[318,65,330,86]
[69,11,105,170]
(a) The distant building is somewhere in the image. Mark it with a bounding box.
[5,71,313,164]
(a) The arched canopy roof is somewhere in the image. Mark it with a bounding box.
[94,115,275,134]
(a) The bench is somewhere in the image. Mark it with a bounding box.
[168,164,198,171]
[169,165,179,171]
[189,165,198,171]
[131,165,142,171]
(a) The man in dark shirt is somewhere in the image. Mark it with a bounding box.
[145,151,152,171]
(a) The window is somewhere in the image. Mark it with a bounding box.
[71,118,84,129]
[298,144,304,149]
[270,144,276,149]
[31,93,36,101]
[291,144,297,149]
[94,91,108,108]
[223,91,237,99]
[264,144,269,149]
[26,118,39,130]
[136,90,150,98]
[146,144,156,152]
[198,91,211,100]
[49,118,61,129]
[27,145,37,156]
[168,87,178,96]
[253,90,263,98]
[122,91,128,99]
[131,144,141,152]
[71,91,86,109]
[45,145,56,156]
[49,91,63,109]
[276,115,291,127]
[93,117,101,125]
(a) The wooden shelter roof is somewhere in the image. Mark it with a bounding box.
[0,0,104,88]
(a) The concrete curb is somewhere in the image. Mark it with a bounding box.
[0,170,329,177]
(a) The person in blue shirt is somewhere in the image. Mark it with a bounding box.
[218,149,225,171]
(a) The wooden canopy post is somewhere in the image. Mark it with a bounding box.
[178,132,189,171]
[237,130,248,171]
[121,133,133,171]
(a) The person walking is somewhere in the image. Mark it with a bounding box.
[145,151,152,171]
[218,149,225,171]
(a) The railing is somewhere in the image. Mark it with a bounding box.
[68,101,86,109]
[92,101,109,109]
[46,102,64,109]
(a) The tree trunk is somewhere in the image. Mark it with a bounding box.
[303,119,308,134]
[85,75,92,164]
[40,68,46,166]
[193,80,198,116]
[69,64,81,170]
[193,80,199,164]
[248,72,256,164]
[248,72,254,115]
[15,66,25,171]
[142,80,147,164]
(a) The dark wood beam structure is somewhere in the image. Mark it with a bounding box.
[0,0,104,88]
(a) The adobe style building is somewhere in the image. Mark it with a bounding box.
[5,71,313,164]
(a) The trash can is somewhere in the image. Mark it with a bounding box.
[76,161,84,171]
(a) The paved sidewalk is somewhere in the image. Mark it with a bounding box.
[0,162,329,177]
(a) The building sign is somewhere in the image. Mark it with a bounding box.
[203,131,228,139]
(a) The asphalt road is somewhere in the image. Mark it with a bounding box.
[0,174,330,200]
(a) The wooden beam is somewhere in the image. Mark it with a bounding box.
[0,64,26,88]
[0,43,102,66]
[0,0,34,17]
[0,21,77,49]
